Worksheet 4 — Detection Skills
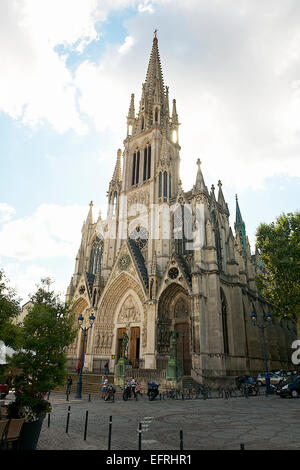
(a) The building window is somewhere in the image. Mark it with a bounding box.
[169,174,172,198]
[173,205,192,255]
[163,171,168,198]
[143,147,147,181]
[211,212,222,271]
[159,172,162,198]
[89,237,104,275]
[155,108,159,123]
[132,152,136,186]
[136,150,140,184]
[147,145,151,179]
[113,191,117,217]
[221,289,229,354]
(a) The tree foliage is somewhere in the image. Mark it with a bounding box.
[255,212,300,329]
[7,278,77,395]
[0,269,22,349]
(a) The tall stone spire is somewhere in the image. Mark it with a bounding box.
[235,194,246,254]
[135,32,167,132]
[144,33,165,102]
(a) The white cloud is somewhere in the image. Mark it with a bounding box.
[119,36,135,55]
[0,203,16,223]
[1,0,300,190]
[0,204,90,261]
[4,262,55,303]
[0,0,105,134]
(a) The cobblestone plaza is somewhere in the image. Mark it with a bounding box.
[36,392,299,451]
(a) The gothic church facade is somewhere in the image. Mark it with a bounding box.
[66,36,295,384]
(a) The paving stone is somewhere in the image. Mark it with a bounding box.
[36,392,300,450]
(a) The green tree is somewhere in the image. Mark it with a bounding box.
[0,269,22,349]
[256,212,300,337]
[7,277,77,397]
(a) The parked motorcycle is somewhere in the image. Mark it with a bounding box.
[147,381,159,401]
[104,384,115,402]
[235,375,258,396]
[123,383,137,401]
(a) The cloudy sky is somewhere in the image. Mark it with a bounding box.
[0,0,299,303]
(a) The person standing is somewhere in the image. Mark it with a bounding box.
[131,376,137,400]
[104,362,109,375]
[101,376,108,399]
[66,376,72,396]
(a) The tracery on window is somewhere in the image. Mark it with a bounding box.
[89,237,104,275]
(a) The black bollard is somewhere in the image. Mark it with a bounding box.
[48,413,50,428]
[88,394,91,402]
[138,423,142,450]
[108,416,112,450]
[240,443,245,450]
[180,430,183,450]
[84,410,88,441]
[66,406,71,433]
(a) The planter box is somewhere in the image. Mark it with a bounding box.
[19,415,45,450]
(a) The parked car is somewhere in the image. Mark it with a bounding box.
[256,372,286,386]
[278,377,300,398]
[0,384,9,399]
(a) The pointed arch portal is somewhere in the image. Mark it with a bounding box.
[157,283,192,375]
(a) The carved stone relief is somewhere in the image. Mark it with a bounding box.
[118,295,141,323]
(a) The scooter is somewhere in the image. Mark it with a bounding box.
[147,381,159,401]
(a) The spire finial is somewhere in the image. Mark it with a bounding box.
[90,200,93,207]
[154,29,158,39]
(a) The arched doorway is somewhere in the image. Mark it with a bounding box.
[157,284,192,375]
[115,293,143,368]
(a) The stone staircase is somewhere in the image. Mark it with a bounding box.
[180,376,202,390]
[53,373,119,396]
[52,373,203,396]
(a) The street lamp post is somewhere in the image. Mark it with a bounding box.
[251,311,272,395]
[75,311,95,399]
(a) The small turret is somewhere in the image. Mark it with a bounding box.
[127,94,135,136]
[193,159,208,193]
[217,180,229,215]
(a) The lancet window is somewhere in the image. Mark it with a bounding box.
[158,170,171,200]
[173,205,192,255]
[220,289,229,354]
[132,150,140,186]
[143,144,151,181]
[89,237,104,275]
[211,211,222,271]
